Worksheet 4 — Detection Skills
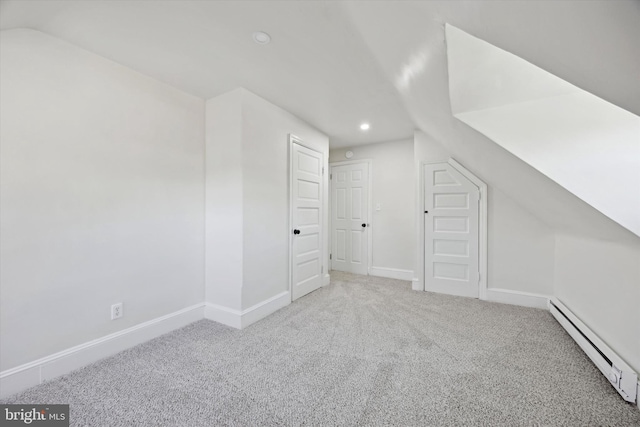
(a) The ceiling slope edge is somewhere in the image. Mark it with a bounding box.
[446,25,640,238]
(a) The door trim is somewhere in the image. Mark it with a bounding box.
[289,134,324,301]
[329,159,373,275]
[447,159,487,300]
[417,158,487,299]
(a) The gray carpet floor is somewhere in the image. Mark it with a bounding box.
[3,271,640,426]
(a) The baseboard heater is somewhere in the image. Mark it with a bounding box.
[548,298,637,403]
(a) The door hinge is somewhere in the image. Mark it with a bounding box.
[322,166,325,175]
[329,253,332,260]
[330,173,332,180]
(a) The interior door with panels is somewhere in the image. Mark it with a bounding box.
[331,162,369,275]
[424,163,479,298]
[291,141,324,301]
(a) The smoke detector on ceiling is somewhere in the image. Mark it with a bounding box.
[252,31,271,45]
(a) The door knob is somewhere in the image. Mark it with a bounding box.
[293,229,300,235]
[361,223,366,228]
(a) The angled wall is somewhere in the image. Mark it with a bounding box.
[413,131,554,300]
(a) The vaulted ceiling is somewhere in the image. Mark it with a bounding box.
[2,1,638,148]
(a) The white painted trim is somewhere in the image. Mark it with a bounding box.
[241,291,290,328]
[288,134,297,301]
[329,159,373,276]
[486,288,549,309]
[329,159,373,167]
[411,278,423,291]
[323,273,331,286]
[448,158,488,300]
[205,291,291,330]
[0,303,205,399]
[415,159,426,292]
[369,266,414,281]
[205,303,242,329]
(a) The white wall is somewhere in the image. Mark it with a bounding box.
[0,29,205,371]
[205,88,329,312]
[330,139,415,277]
[328,133,555,298]
[413,128,637,370]
[414,131,554,297]
[205,90,243,311]
[488,188,554,295]
[241,89,329,309]
[554,235,640,373]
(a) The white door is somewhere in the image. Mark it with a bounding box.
[291,142,324,301]
[424,163,479,298]
[331,162,369,275]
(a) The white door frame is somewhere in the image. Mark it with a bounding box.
[328,159,373,275]
[289,134,324,301]
[416,158,487,299]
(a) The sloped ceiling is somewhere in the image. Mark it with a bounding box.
[342,0,640,241]
[447,25,640,237]
[1,0,639,240]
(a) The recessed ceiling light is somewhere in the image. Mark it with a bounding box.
[360,123,370,131]
[252,31,271,45]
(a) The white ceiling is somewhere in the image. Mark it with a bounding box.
[0,0,417,148]
[447,25,640,236]
[1,1,638,149]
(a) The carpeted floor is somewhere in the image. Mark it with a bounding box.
[3,271,640,426]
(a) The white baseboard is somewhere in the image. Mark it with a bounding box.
[323,273,331,287]
[0,303,205,399]
[241,291,290,328]
[411,278,423,291]
[486,288,549,309]
[205,291,290,330]
[369,267,414,281]
[204,303,242,329]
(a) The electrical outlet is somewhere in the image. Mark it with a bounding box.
[111,303,123,320]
